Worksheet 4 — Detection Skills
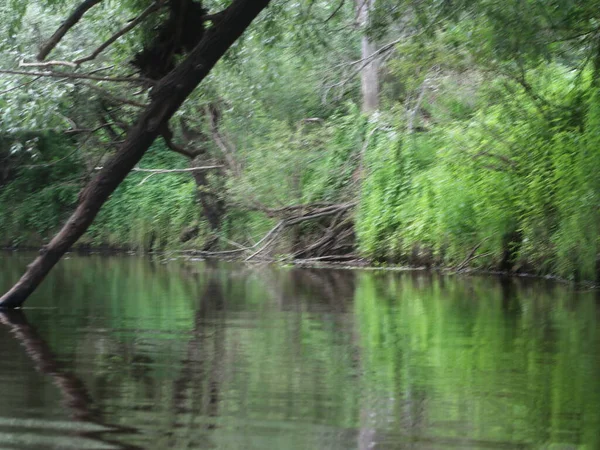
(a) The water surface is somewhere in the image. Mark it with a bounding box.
[0,253,598,449]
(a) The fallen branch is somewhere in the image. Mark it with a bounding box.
[0,0,271,309]
[455,240,487,272]
[244,221,285,261]
[244,202,356,261]
[286,202,355,225]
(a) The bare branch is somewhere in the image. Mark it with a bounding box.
[333,37,402,70]
[88,65,115,75]
[94,166,223,173]
[244,221,285,261]
[64,123,115,135]
[161,126,203,159]
[455,240,488,272]
[244,202,356,261]
[84,82,148,107]
[74,1,163,65]
[0,68,152,85]
[93,164,223,185]
[325,0,346,23]
[133,166,224,184]
[0,76,41,95]
[286,202,355,225]
[37,0,104,61]
[20,60,77,69]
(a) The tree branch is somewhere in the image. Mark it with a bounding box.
[0,68,152,84]
[20,60,77,68]
[0,0,272,308]
[243,203,356,261]
[161,126,202,159]
[84,82,148,107]
[206,104,240,174]
[37,0,104,61]
[0,76,41,95]
[325,0,346,23]
[74,1,164,65]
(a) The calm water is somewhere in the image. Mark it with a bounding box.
[0,253,598,450]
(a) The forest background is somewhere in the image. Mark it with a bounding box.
[1,0,599,282]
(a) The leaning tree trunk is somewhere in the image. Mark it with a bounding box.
[0,0,271,308]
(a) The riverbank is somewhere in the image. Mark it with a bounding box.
[5,246,595,290]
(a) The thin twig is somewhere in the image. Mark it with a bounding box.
[325,0,346,23]
[84,82,147,107]
[74,1,163,65]
[0,76,41,95]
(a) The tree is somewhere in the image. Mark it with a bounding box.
[0,0,271,308]
[356,0,380,112]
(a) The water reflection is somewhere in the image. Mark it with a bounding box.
[0,310,141,450]
[0,253,598,449]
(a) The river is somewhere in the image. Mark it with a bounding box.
[0,252,598,449]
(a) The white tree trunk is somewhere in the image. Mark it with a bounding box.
[356,0,379,113]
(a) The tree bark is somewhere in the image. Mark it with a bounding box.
[0,0,271,308]
[356,0,379,113]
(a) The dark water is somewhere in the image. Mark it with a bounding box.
[0,253,598,450]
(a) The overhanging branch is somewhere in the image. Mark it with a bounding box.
[0,0,272,308]
[37,0,104,61]
[0,68,152,84]
[74,1,164,65]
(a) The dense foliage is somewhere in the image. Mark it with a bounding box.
[0,0,599,280]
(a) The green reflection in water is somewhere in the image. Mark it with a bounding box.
[356,273,600,449]
[0,254,598,450]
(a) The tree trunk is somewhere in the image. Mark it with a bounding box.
[356,0,379,113]
[191,160,225,232]
[0,0,271,308]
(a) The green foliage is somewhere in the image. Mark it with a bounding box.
[355,272,600,449]
[2,0,600,281]
[0,138,205,251]
[0,133,81,246]
[87,143,202,251]
[357,64,600,279]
